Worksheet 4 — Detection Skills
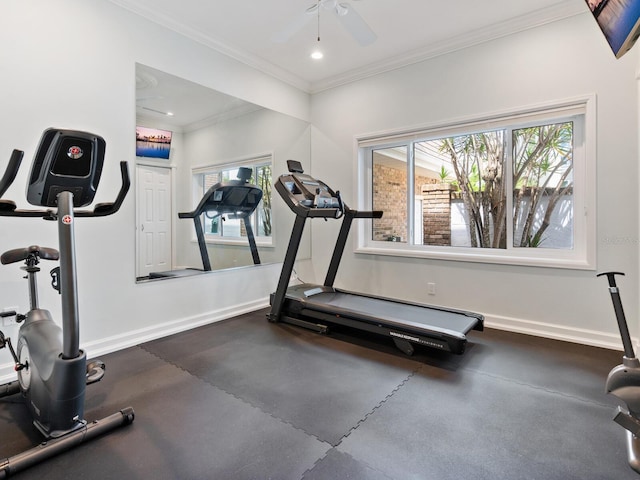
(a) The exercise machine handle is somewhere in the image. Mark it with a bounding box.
[598,271,636,359]
[0,160,130,219]
[597,271,625,288]
[0,149,24,199]
[77,161,130,218]
[350,209,383,219]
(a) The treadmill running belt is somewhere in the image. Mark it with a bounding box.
[298,290,480,339]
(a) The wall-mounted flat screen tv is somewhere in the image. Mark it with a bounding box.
[586,0,640,58]
[136,126,172,160]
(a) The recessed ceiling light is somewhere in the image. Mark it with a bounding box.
[311,50,324,60]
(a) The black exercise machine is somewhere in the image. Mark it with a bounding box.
[0,129,134,478]
[268,160,484,355]
[149,167,263,278]
[598,271,640,474]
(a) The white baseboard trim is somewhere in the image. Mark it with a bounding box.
[0,298,269,384]
[484,314,626,351]
[83,298,270,358]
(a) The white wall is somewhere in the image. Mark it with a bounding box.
[0,0,309,380]
[309,13,640,349]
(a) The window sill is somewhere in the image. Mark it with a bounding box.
[355,244,594,271]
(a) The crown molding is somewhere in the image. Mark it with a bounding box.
[108,0,311,92]
[110,0,586,95]
[309,2,588,93]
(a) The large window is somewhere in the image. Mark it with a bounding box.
[357,97,595,269]
[192,155,272,244]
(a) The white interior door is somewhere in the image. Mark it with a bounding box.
[136,164,172,278]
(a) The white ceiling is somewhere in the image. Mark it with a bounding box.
[113,0,587,93]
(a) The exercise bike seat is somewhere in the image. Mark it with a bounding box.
[1,245,59,265]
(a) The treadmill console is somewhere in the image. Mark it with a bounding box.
[275,160,343,218]
[180,166,262,220]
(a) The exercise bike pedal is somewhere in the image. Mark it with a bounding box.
[86,360,106,385]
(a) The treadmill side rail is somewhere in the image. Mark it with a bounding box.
[297,304,468,354]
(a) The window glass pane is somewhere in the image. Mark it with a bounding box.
[221,168,242,238]
[414,141,453,246]
[415,131,507,249]
[221,169,236,182]
[372,147,407,243]
[204,172,221,190]
[512,122,573,249]
[256,164,272,237]
[203,173,221,235]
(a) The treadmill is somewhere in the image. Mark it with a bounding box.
[268,160,484,355]
[150,167,263,278]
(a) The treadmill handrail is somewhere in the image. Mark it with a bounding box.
[346,207,383,219]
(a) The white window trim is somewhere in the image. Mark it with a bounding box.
[354,94,597,270]
[190,152,274,248]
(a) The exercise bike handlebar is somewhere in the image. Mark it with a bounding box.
[0,159,130,219]
[597,271,625,288]
[0,149,24,200]
[77,161,130,218]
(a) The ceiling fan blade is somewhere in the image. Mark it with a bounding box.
[336,3,376,46]
[272,10,314,43]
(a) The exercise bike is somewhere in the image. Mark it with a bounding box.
[0,129,134,478]
[598,271,640,474]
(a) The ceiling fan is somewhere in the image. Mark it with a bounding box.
[272,0,377,47]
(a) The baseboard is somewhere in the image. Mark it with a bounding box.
[484,313,626,351]
[0,298,269,383]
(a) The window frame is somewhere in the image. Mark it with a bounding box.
[191,153,274,247]
[355,95,596,270]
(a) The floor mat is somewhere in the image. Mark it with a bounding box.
[142,313,422,445]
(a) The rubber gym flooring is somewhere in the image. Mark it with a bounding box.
[0,307,636,479]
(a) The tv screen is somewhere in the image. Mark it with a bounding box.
[136,126,172,160]
[586,0,640,58]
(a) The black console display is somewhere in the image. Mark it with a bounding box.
[27,129,105,208]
